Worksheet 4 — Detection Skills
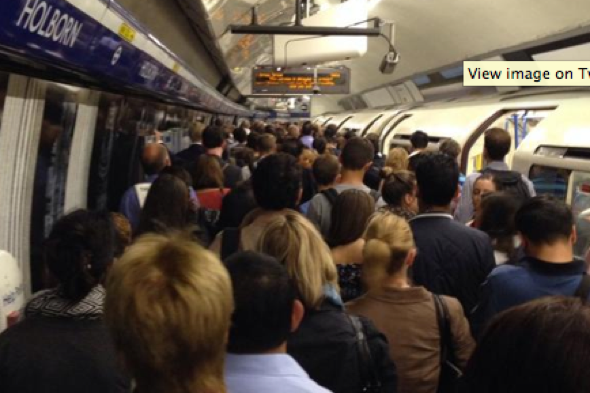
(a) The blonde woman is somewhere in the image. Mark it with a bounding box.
[256,212,397,393]
[347,213,474,393]
[105,234,234,393]
[385,147,409,172]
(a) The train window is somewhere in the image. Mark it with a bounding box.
[463,107,555,175]
[30,83,80,292]
[527,167,590,259]
[570,171,590,260]
[87,93,124,212]
[362,114,384,135]
[0,72,8,130]
[528,165,570,201]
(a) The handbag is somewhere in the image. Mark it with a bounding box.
[433,294,463,393]
[347,314,382,393]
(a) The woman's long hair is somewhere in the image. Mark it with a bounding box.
[256,211,338,310]
[193,155,224,191]
[136,174,189,237]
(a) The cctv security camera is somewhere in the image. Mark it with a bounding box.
[379,50,399,75]
[312,84,321,95]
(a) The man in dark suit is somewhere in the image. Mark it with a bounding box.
[176,122,206,166]
[409,152,495,315]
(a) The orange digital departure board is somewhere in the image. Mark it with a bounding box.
[252,66,350,94]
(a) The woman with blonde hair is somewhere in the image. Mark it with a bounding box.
[256,211,397,393]
[385,147,409,171]
[347,212,474,393]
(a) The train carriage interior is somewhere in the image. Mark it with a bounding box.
[2,0,590,392]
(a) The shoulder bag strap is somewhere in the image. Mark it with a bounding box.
[575,273,590,302]
[347,314,382,391]
[433,294,463,376]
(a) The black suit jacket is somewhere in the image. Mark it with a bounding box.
[409,214,496,314]
[176,143,205,166]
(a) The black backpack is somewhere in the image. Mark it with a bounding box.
[481,168,531,204]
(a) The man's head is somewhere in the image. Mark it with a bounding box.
[340,137,374,172]
[515,196,575,252]
[142,143,170,176]
[189,122,205,143]
[439,138,461,160]
[225,251,304,354]
[365,133,380,156]
[313,154,340,187]
[233,127,248,144]
[313,137,327,155]
[257,134,277,156]
[324,124,338,140]
[414,152,459,209]
[105,234,233,393]
[484,127,511,161]
[287,125,300,138]
[202,126,226,150]
[252,153,302,210]
[410,130,428,150]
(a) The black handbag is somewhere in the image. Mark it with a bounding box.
[433,294,462,393]
[347,314,382,393]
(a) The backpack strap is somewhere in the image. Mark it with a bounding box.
[575,273,590,302]
[221,228,241,261]
[321,188,339,206]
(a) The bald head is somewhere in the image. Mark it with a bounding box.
[142,143,169,176]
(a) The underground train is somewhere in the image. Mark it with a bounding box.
[316,88,590,261]
[0,0,270,327]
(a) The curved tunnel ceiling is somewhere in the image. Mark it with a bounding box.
[190,0,590,111]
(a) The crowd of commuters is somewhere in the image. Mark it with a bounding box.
[1,119,588,393]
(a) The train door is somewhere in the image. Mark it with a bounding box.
[0,72,7,128]
[461,107,556,175]
[30,83,80,292]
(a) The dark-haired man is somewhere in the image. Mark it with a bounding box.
[202,126,242,189]
[408,130,428,171]
[307,138,379,238]
[410,152,495,315]
[210,153,302,257]
[119,143,170,231]
[300,155,340,215]
[224,251,330,393]
[454,127,535,223]
[473,197,588,330]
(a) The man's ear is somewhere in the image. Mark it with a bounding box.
[363,161,373,172]
[571,225,578,245]
[291,300,305,333]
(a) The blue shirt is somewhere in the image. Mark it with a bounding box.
[225,353,332,393]
[300,135,314,149]
[119,174,159,231]
[473,256,587,331]
[119,174,200,232]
